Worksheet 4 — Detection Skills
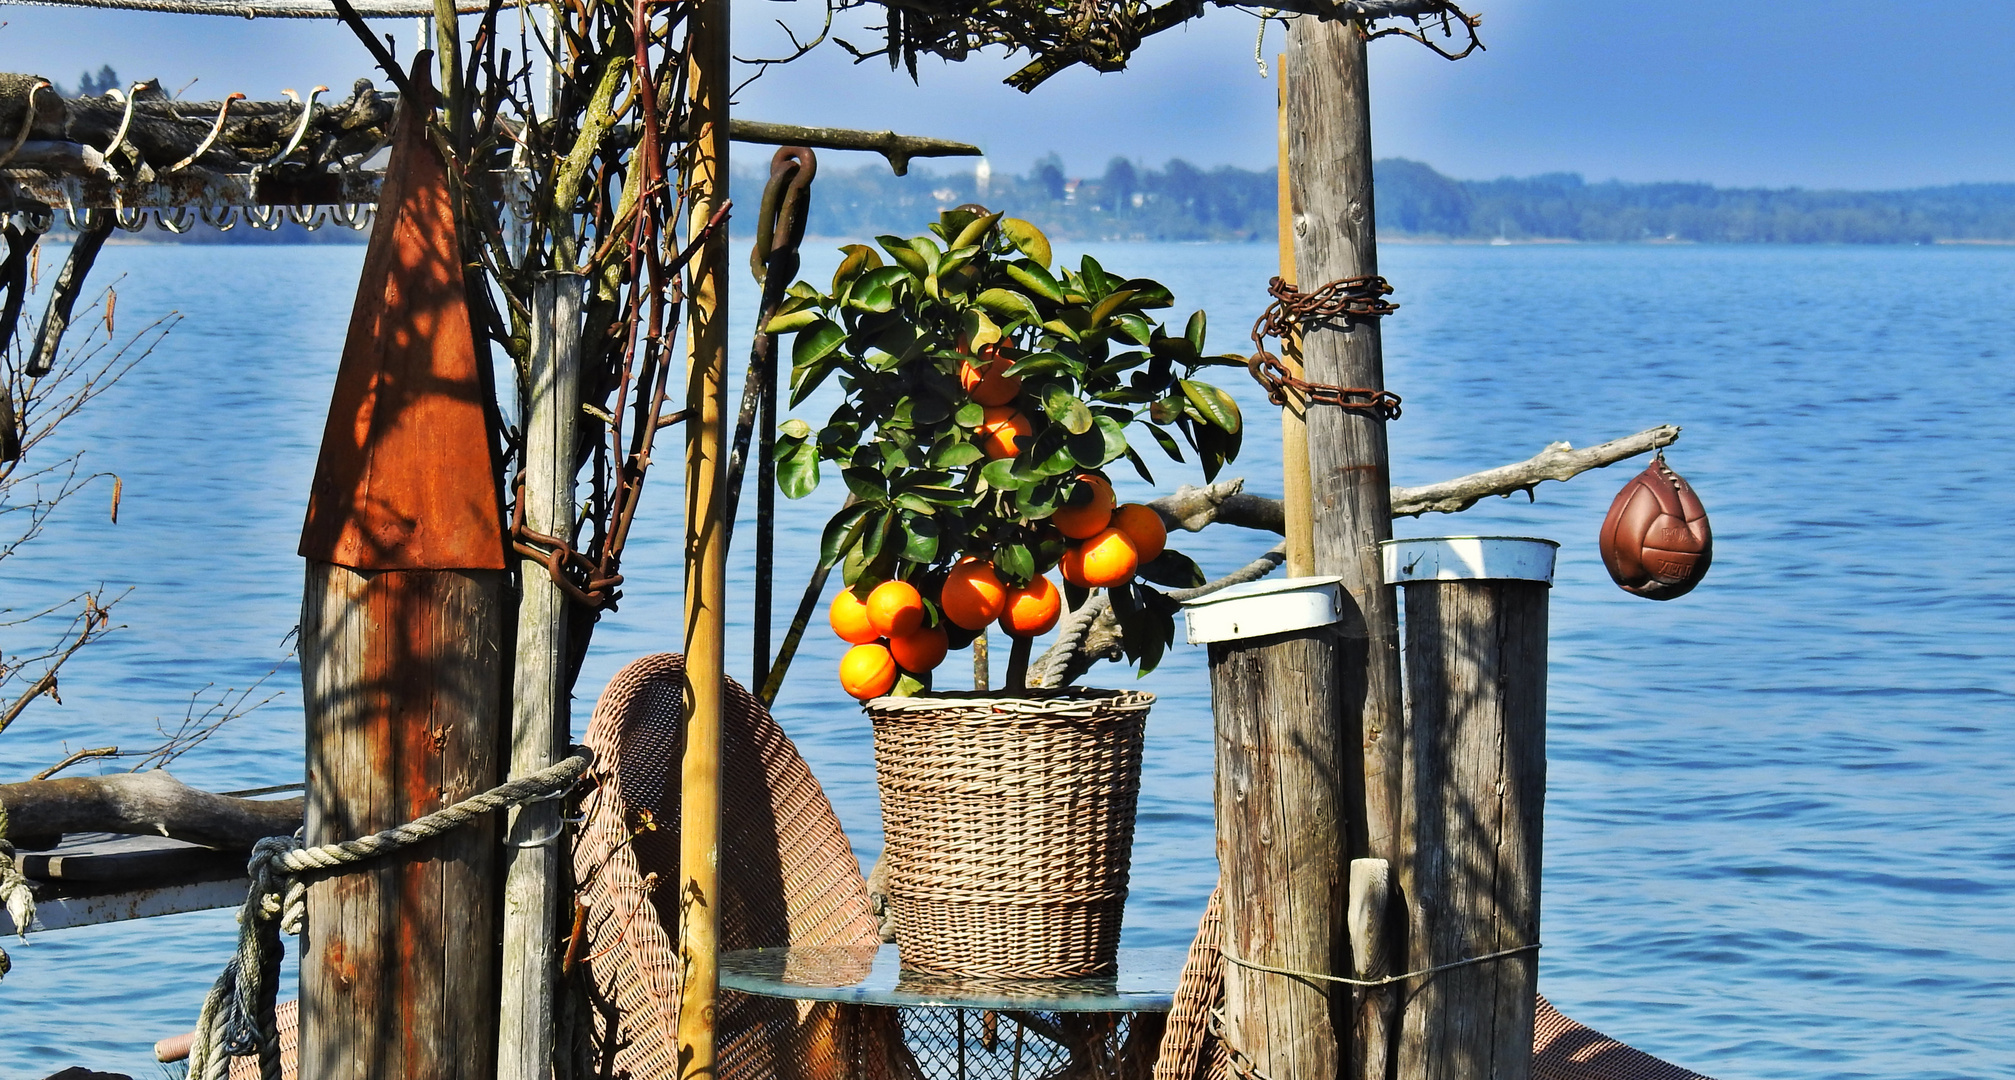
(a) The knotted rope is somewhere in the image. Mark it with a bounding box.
[183,751,592,1080]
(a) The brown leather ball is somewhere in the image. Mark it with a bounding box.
[1599,455,1712,600]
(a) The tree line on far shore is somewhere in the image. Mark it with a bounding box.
[730,155,2015,245]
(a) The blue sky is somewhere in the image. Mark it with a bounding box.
[3,0,2012,187]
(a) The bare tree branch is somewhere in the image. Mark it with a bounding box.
[1144,425,1683,536]
[30,746,117,781]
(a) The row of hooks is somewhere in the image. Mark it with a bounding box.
[1,205,376,235]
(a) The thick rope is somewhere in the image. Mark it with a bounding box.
[184,751,592,1080]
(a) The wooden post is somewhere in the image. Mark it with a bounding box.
[1286,5,1405,877]
[1276,54,1315,580]
[296,61,510,1080]
[1186,579,1350,1080]
[1347,858,1392,1080]
[679,0,730,1072]
[1385,538,1553,1080]
[498,272,583,1080]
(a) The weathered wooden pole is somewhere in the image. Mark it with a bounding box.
[1275,54,1315,580]
[1384,537,1554,1080]
[1286,8,1404,877]
[1284,21,1405,1078]
[497,273,584,1080]
[1184,579,1350,1080]
[679,0,730,1072]
[297,62,509,1080]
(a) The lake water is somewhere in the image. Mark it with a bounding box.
[1,238,2011,1080]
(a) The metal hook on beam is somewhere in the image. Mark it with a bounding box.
[167,92,246,173]
[103,83,146,165]
[0,81,52,169]
[266,85,329,167]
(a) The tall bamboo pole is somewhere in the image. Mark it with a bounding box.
[678,0,730,1073]
[1276,53,1315,579]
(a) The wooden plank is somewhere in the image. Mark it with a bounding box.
[498,272,584,1080]
[1397,580,1547,1080]
[0,874,248,933]
[1209,629,1346,1080]
[300,563,507,1080]
[15,832,240,882]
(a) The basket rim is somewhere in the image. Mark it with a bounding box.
[864,686,1154,716]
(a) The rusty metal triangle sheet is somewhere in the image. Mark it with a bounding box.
[299,62,505,571]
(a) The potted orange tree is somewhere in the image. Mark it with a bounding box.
[767,207,1242,976]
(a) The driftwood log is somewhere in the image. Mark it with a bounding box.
[1037,424,1684,684]
[0,770,301,851]
[2,75,395,174]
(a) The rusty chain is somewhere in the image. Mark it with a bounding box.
[1247,274,1403,421]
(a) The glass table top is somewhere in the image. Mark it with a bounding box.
[719,945,1188,1012]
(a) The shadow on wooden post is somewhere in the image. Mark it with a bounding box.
[1386,537,1554,1080]
[1184,577,1353,1080]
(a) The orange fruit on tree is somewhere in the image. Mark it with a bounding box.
[889,624,949,673]
[866,579,926,637]
[1051,474,1115,539]
[1076,527,1139,588]
[1059,543,1092,588]
[1110,503,1167,562]
[839,643,900,701]
[959,350,1022,407]
[828,588,881,645]
[998,575,1063,638]
[977,406,1033,460]
[940,559,1008,629]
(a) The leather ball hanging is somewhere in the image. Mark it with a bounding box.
[1599,454,1712,600]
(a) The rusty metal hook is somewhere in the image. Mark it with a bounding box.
[265,85,328,166]
[167,92,245,172]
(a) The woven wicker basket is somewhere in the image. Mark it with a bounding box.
[867,687,1154,978]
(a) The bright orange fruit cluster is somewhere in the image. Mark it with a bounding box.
[829,561,1069,700]
[1054,475,1167,590]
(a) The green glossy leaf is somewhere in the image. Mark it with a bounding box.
[1066,424,1109,468]
[818,502,874,567]
[1041,383,1094,435]
[1095,414,1129,466]
[1138,549,1205,589]
[976,287,1042,323]
[877,235,930,278]
[831,244,882,292]
[1145,422,1185,462]
[842,467,889,501]
[861,510,897,563]
[900,513,941,561]
[906,236,945,276]
[993,543,1035,585]
[930,441,986,468]
[790,355,842,408]
[1179,379,1243,435]
[1118,278,1175,308]
[1088,289,1137,328]
[956,400,986,428]
[1185,309,1207,355]
[1000,218,1052,267]
[980,458,1023,490]
[792,318,847,368]
[1193,416,1242,482]
[1002,351,1080,379]
[764,305,824,335]
[845,265,911,314]
[892,672,926,697]
[951,210,1004,253]
[1122,445,1155,485]
[1004,260,1065,303]
[1113,312,1154,346]
[774,425,820,499]
[1079,255,1115,299]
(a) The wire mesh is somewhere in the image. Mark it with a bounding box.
[892,1007,1164,1080]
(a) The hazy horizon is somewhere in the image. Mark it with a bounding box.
[2,0,2013,189]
